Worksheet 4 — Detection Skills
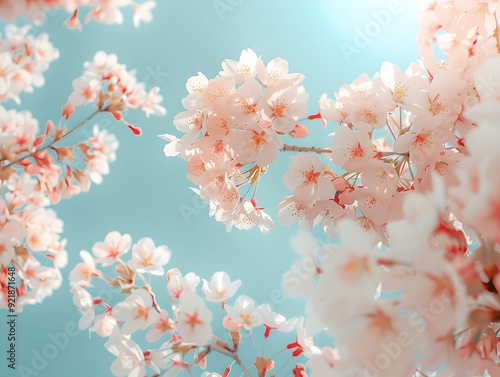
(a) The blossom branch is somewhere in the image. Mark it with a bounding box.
[208,343,252,377]
[2,109,101,168]
[282,144,332,154]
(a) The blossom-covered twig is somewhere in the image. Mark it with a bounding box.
[70,232,307,377]
[0,25,59,104]
[0,51,165,310]
[0,1,158,29]
[158,1,500,376]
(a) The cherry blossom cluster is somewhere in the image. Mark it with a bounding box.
[418,0,499,47]
[280,9,500,242]
[0,51,165,310]
[0,106,116,311]
[0,25,59,104]
[70,231,316,377]
[0,1,157,29]
[160,0,500,376]
[67,50,166,136]
[281,3,500,376]
[164,8,500,245]
[284,165,499,376]
[163,48,310,233]
[451,54,500,244]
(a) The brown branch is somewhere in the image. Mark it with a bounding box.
[3,109,101,168]
[282,144,332,154]
[208,343,252,377]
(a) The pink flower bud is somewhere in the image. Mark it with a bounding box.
[333,177,346,191]
[128,124,142,135]
[62,103,75,120]
[65,10,82,31]
[290,123,309,138]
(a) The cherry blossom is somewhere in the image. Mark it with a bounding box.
[165,24,500,373]
[70,283,96,330]
[92,231,132,266]
[307,347,342,377]
[132,2,156,28]
[167,268,200,300]
[220,48,260,82]
[224,295,263,331]
[36,0,500,375]
[202,271,241,303]
[69,251,100,286]
[146,310,173,342]
[127,237,171,276]
[0,49,164,310]
[163,49,308,232]
[176,292,213,344]
[113,289,160,334]
[91,312,118,337]
[287,317,319,357]
[0,0,158,28]
[226,123,283,167]
[225,200,275,233]
[329,126,375,171]
[105,329,147,377]
[260,82,309,133]
[0,25,59,103]
[258,304,297,337]
[283,154,335,206]
[450,121,500,242]
[66,51,166,132]
[70,233,303,377]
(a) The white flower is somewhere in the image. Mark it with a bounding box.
[258,304,297,336]
[70,284,95,330]
[226,200,275,233]
[68,77,101,106]
[224,295,263,331]
[132,1,156,28]
[90,124,119,162]
[167,269,200,300]
[202,271,241,303]
[146,310,173,342]
[18,258,62,305]
[287,317,320,357]
[112,289,160,334]
[283,154,335,206]
[159,133,180,157]
[307,347,342,377]
[220,48,260,82]
[105,329,146,377]
[86,0,132,25]
[92,231,132,266]
[91,312,118,337]
[127,237,171,275]
[176,292,213,344]
[69,251,99,286]
[256,57,303,87]
[141,86,166,117]
[0,52,17,95]
[0,225,21,266]
[260,82,308,133]
[84,51,117,74]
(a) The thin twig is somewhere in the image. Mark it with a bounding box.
[282,144,332,154]
[3,109,101,167]
[208,343,252,377]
